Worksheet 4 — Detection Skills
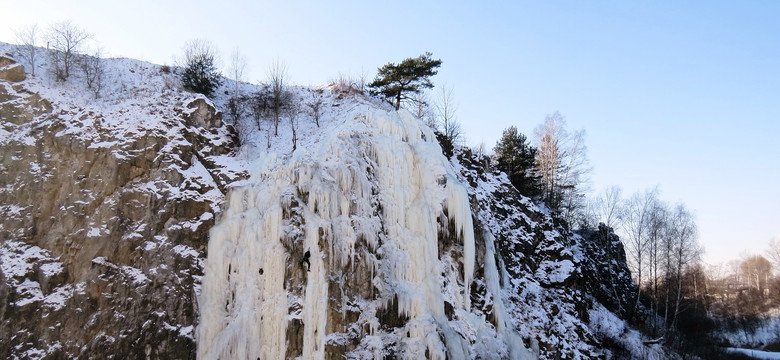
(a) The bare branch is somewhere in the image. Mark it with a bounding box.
[14,24,38,76]
[48,21,92,81]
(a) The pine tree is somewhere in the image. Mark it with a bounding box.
[493,126,541,197]
[180,39,222,97]
[368,52,442,110]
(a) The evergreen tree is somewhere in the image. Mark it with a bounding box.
[368,52,442,110]
[493,126,541,197]
[180,39,223,97]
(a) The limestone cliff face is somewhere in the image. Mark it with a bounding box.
[0,54,244,359]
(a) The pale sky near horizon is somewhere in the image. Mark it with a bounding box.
[2,0,778,265]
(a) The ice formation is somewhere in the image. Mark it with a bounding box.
[197,110,530,359]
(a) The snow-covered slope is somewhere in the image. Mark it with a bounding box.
[1,41,672,359]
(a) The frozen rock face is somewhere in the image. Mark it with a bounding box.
[0,63,244,358]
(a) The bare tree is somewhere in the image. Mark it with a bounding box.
[48,22,92,81]
[286,100,300,151]
[533,112,590,225]
[408,91,437,130]
[226,96,243,125]
[248,85,271,129]
[410,91,431,122]
[229,48,247,96]
[436,84,461,144]
[646,199,669,335]
[588,185,624,229]
[307,89,323,127]
[79,48,105,97]
[14,24,38,76]
[667,203,700,329]
[268,59,288,136]
[622,187,660,315]
[223,48,248,125]
[472,141,491,174]
[358,67,369,93]
[741,255,772,292]
[766,236,780,270]
[232,115,254,147]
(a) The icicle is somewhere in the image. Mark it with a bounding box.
[197,186,288,360]
[483,231,535,360]
[446,180,476,310]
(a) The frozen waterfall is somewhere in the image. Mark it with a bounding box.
[196,110,532,359]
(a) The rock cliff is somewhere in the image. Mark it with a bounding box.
[0,50,244,358]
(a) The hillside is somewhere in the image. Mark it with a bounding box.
[1,42,668,359]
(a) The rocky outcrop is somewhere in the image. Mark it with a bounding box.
[452,147,602,359]
[0,68,243,358]
[0,55,25,82]
[578,224,637,319]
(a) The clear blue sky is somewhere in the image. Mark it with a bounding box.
[3,0,778,264]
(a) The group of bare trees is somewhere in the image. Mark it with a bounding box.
[222,54,315,150]
[706,249,780,318]
[14,22,104,97]
[587,186,703,336]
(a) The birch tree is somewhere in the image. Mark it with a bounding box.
[533,111,590,225]
[622,187,660,315]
